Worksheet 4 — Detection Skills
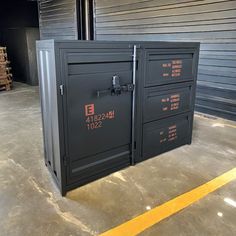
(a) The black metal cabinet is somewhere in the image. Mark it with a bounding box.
[36,40,199,195]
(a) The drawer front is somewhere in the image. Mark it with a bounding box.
[146,54,193,86]
[144,84,193,122]
[142,113,191,159]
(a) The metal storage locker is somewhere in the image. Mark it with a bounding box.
[36,40,199,195]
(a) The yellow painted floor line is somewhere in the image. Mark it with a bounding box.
[100,168,236,236]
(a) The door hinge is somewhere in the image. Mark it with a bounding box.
[63,156,67,166]
[59,85,64,95]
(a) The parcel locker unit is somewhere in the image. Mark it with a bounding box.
[136,48,199,162]
[36,40,199,195]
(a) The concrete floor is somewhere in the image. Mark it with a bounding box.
[1,82,236,236]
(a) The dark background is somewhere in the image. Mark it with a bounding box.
[0,0,38,28]
[0,0,39,84]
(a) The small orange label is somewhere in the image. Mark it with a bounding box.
[85,104,95,116]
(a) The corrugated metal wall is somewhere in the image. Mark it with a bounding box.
[95,0,236,120]
[38,0,78,40]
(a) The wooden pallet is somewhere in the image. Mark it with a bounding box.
[0,53,7,62]
[0,46,12,91]
[0,60,10,65]
[0,84,12,91]
[0,74,12,79]
[0,47,6,54]
[0,78,12,91]
[0,67,11,74]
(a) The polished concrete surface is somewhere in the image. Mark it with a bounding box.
[0,83,236,236]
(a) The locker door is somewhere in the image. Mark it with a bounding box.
[63,50,135,186]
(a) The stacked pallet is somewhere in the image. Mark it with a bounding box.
[0,47,12,91]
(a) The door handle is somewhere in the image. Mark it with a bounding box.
[96,75,134,98]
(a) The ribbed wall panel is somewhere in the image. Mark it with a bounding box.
[38,0,78,40]
[95,0,236,120]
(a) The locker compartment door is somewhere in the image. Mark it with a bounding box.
[143,84,193,122]
[63,51,134,185]
[146,53,194,86]
[142,113,191,159]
